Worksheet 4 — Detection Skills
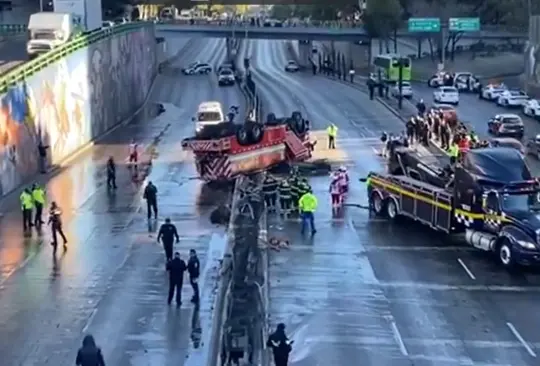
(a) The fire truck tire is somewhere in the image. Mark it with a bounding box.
[248,122,264,143]
[236,126,251,145]
[385,198,398,220]
[370,191,385,216]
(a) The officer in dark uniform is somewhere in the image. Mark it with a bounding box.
[157,217,180,263]
[75,334,105,366]
[298,178,310,200]
[278,180,292,217]
[263,174,279,212]
[288,175,301,215]
[406,117,415,144]
[106,156,117,189]
[187,249,200,303]
[367,78,375,100]
[416,99,426,116]
[267,323,293,366]
[166,252,187,307]
[143,181,158,219]
[48,201,67,251]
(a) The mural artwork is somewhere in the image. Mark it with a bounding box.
[0,27,157,198]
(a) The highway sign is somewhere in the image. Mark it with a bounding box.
[449,17,480,32]
[408,18,441,32]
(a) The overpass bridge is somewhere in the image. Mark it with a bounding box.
[156,23,527,42]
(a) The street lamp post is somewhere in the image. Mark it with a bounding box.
[397,57,407,109]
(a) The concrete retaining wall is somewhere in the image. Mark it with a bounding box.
[0,26,158,198]
[525,16,540,93]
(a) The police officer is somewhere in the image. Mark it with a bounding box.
[143,181,158,219]
[263,174,279,212]
[106,156,117,189]
[298,178,310,199]
[416,99,426,116]
[289,175,302,215]
[157,218,180,263]
[326,123,338,149]
[278,180,292,217]
[267,323,293,366]
[32,183,45,226]
[298,187,318,235]
[406,117,415,145]
[187,249,200,303]
[20,188,34,231]
[48,201,67,249]
[349,67,355,82]
[75,334,105,366]
[367,78,375,100]
[166,252,187,307]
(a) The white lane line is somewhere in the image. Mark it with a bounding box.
[507,322,537,357]
[457,258,476,280]
[82,308,98,333]
[390,320,409,356]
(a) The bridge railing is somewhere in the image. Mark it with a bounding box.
[0,21,152,94]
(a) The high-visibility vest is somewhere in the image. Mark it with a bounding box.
[20,192,33,209]
[32,188,45,204]
[299,193,318,212]
[327,125,338,137]
[449,144,459,158]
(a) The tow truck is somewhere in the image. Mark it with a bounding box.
[363,142,540,268]
[181,111,311,181]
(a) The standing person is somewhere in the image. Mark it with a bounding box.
[326,123,338,149]
[20,188,34,231]
[298,188,318,235]
[267,323,293,366]
[106,157,117,189]
[166,252,187,307]
[48,201,67,250]
[329,172,342,213]
[37,141,49,174]
[128,139,138,165]
[76,334,105,366]
[262,174,278,213]
[157,217,179,263]
[278,180,291,218]
[349,67,355,82]
[187,249,200,303]
[143,181,158,219]
[32,183,46,226]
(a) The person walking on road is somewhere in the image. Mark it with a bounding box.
[32,183,46,226]
[187,249,201,303]
[157,218,179,263]
[106,157,117,189]
[48,201,67,251]
[349,67,355,83]
[166,252,187,307]
[76,334,106,366]
[267,323,293,366]
[298,188,318,235]
[143,181,158,219]
[20,188,34,231]
[37,141,49,174]
[326,123,338,149]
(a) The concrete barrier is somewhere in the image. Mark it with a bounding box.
[0,23,158,198]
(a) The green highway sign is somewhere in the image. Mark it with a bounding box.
[408,18,441,32]
[449,17,480,32]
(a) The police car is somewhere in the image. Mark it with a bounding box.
[480,84,507,101]
[182,62,212,75]
[218,68,235,86]
[496,90,529,108]
[433,86,459,105]
[284,60,300,72]
[454,72,480,92]
[390,81,413,98]
[523,99,540,117]
[427,72,452,88]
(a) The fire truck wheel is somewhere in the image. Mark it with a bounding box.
[247,122,264,143]
[385,198,398,220]
[236,126,251,145]
[370,191,384,216]
[497,239,515,268]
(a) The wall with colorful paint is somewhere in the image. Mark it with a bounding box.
[0,26,157,198]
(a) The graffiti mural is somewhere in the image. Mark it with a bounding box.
[0,26,157,198]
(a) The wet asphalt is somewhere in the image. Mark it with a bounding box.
[0,36,244,365]
[243,39,540,365]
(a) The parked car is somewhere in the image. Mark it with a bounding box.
[284,60,300,72]
[487,114,524,138]
[496,90,529,108]
[433,86,459,105]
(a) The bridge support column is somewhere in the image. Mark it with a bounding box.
[226,37,232,62]
[298,40,313,68]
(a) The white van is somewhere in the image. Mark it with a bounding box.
[26,12,81,58]
[193,101,228,138]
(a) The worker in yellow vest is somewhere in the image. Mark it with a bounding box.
[448,143,459,164]
[298,188,318,235]
[20,188,34,231]
[326,123,338,149]
[32,183,46,226]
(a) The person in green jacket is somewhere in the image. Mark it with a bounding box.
[32,183,46,226]
[20,188,34,231]
[298,188,318,235]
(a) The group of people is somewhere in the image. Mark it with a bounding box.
[263,169,318,235]
[19,184,67,250]
[329,166,349,212]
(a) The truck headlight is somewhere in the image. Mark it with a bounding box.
[517,240,536,250]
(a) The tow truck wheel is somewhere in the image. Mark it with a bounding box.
[385,198,398,220]
[370,192,384,216]
[497,240,515,268]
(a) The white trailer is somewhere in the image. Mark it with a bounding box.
[53,0,102,31]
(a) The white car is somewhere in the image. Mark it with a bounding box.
[480,84,507,101]
[218,68,235,86]
[182,62,212,75]
[284,60,299,72]
[497,90,529,107]
[523,99,540,117]
[391,81,413,98]
[433,86,459,105]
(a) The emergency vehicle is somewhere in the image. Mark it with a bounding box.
[182,111,311,181]
[362,142,540,268]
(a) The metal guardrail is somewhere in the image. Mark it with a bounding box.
[0,21,152,93]
[0,24,26,35]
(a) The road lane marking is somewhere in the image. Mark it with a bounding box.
[390,320,409,356]
[507,322,537,357]
[457,258,476,280]
[0,252,38,287]
[82,308,98,333]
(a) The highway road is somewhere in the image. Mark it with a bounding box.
[0,36,244,365]
[244,38,540,365]
[0,35,28,74]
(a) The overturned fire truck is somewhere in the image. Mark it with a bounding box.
[182,111,312,181]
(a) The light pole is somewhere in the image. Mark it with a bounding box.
[397,57,407,109]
